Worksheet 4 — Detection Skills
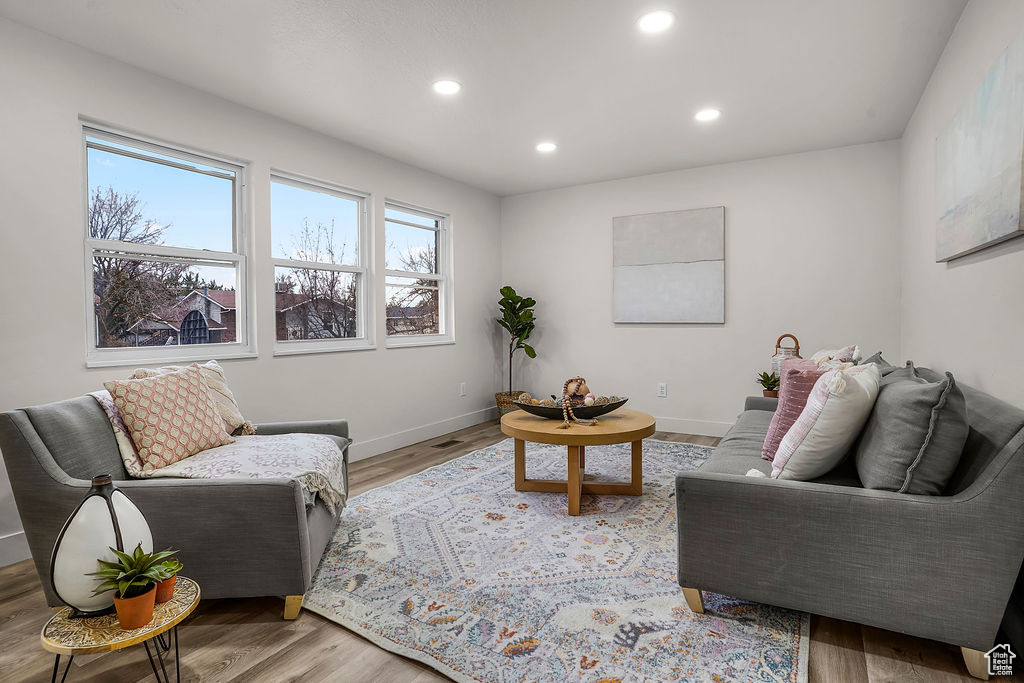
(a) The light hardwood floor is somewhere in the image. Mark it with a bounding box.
[0,421,1007,682]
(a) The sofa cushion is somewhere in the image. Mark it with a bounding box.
[855,370,969,495]
[718,410,775,455]
[131,360,252,436]
[773,364,881,480]
[858,351,892,368]
[24,397,127,480]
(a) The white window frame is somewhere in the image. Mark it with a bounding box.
[82,123,255,368]
[384,199,454,348]
[271,171,374,356]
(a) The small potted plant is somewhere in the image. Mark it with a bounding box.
[154,557,183,603]
[495,285,537,415]
[89,544,179,629]
[757,371,781,398]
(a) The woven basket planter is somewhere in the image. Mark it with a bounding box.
[495,391,523,416]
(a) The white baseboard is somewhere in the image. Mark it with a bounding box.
[654,416,732,438]
[348,406,499,462]
[0,530,31,567]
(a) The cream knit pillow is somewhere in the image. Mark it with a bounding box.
[131,359,253,435]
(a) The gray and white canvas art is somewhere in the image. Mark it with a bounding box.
[935,32,1024,262]
[612,206,724,323]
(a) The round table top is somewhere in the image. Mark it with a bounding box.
[41,577,200,655]
[501,408,656,446]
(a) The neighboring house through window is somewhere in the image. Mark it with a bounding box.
[270,172,371,354]
[84,124,252,367]
[384,201,452,346]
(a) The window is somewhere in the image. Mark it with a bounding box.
[84,125,251,367]
[385,202,452,345]
[271,173,371,354]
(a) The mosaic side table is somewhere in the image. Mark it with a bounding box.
[41,576,200,683]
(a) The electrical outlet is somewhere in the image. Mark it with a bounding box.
[459,382,467,397]
[657,382,668,398]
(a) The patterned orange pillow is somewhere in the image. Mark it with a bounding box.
[105,364,235,472]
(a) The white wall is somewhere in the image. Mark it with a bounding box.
[900,0,1024,409]
[500,141,902,435]
[0,18,502,565]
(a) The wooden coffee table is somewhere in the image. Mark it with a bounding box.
[500,408,656,515]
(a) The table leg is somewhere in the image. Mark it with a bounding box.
[52,654,73,683]
[514,439,525,490]
[144,638,171,683]
[568,445,582,515]
[174,626,180,682]
[579,446,585,472]
[630,440,643,495]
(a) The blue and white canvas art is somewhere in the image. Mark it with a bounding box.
[935,33,1024,262]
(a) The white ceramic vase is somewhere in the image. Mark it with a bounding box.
[50,475,152,616]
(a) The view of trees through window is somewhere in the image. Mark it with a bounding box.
[271,179,363,342]
[385,206,444,337]
[87,132,240,350]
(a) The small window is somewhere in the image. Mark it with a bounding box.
[385,202,452,345]
[84,126,251,366]
[271,173,370,354]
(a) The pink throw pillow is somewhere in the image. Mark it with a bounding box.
[761,358,826,461]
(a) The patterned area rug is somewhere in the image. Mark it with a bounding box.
[305,438,808,682]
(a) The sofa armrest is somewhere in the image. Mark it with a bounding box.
[743,396,778,412]
[115,477,312,597]
[255,419,349,440]
[675,467,1024,650]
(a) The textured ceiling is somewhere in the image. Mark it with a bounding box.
[0,0,966,195]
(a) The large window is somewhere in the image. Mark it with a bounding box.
[385,202,452,345]
[271,173,370,353]
[84,126,251,367]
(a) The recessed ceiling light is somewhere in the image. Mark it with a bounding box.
[535,141,558,153]
[695,108,721,122]
[637,10,675,34]
[432,80,461,95]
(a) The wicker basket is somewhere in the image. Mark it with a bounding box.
[495,391,523,416]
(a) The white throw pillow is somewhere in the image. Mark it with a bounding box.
[772,364,881,481]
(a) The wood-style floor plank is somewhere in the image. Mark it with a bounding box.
[0,419,998,681]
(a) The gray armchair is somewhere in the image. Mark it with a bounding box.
[676,372,1024,679]
[0,396,349,619]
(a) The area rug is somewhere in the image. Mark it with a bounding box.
[304,438,809,682]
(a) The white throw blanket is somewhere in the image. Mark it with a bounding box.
[91,390,347,512]
[142,434,348,512]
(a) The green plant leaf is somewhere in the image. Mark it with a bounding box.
[523,344,536,359]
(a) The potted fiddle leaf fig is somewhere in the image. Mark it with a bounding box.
[756,371,781,398]
[89,544,179,629]
[495,285,537,415]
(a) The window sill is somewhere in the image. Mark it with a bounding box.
[274,340,376,357]
[86,347,258,369]
[385,335,455,349]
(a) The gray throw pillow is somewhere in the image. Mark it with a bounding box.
[855,370,968,495]
[859,351,892,368]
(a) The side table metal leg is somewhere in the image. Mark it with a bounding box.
[144,638,171,683]
[174,626,181,682]
[52,654,73,683]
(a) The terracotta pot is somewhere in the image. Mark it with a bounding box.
[155,575,177,603]
[114,583,156,630]
[762,390,779,398]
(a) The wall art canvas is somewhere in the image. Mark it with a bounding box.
[935,33,1024,262]
[612,206,724,323]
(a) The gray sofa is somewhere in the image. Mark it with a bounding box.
[676,367,1024,679]
[0,396,349,619]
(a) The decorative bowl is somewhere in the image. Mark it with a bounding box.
[512,398,629,420]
